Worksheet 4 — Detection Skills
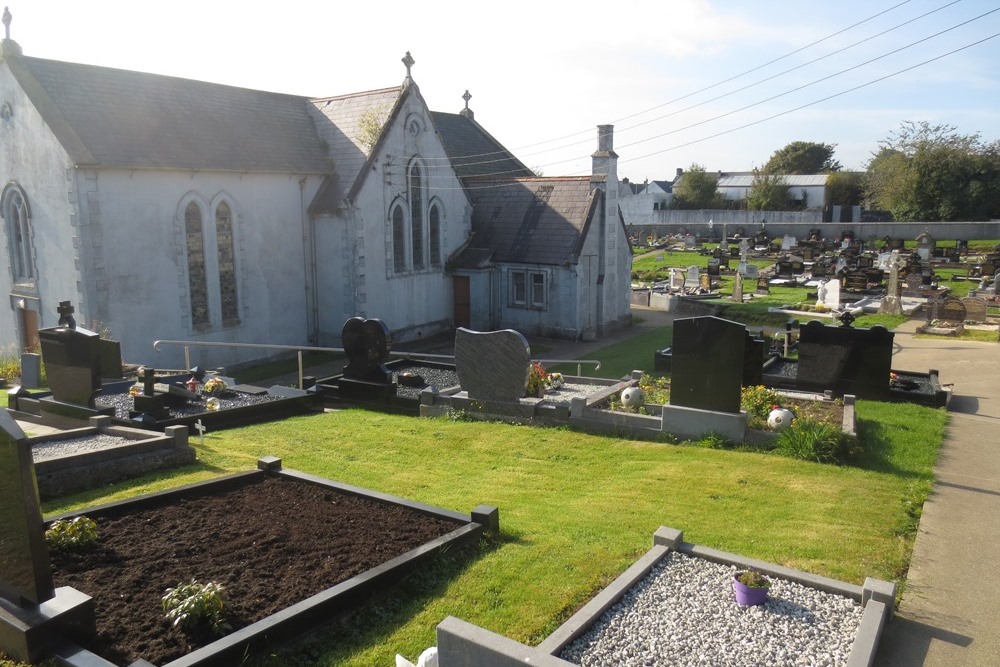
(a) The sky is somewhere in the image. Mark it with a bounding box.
[7,0,999,183]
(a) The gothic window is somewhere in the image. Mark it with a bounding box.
[185,202,210,329]
[3,185,33,282]
[391,204,406,273]
[215,202,240,325]
[408,159,425,270]
[429,202,441,268]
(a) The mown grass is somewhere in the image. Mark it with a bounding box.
[38,400,946,667]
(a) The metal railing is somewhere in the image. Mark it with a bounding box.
[153,339,602,389]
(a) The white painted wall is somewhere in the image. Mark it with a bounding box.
[315,91,472,344]
[0,62,82,351]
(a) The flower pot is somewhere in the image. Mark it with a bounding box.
[732,575,769,606]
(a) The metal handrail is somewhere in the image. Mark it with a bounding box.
[153,339,602,388]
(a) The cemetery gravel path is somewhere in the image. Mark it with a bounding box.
[876,318,1000,667]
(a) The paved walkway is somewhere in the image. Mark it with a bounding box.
[877,320,1000,666]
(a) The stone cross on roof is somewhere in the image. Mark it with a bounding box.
[3,7,11,40]
[402,51,415,79]
[462,90,472,110]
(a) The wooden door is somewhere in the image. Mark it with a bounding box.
[20,307,39,352]
[453,276,471,329]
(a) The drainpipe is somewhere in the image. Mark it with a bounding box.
[299,178,319,343]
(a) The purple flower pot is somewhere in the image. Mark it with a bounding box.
[732,575,769,606]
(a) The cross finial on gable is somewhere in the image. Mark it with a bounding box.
[402,51,415,79]
[3,7,11,41]
[462,90,471,110]
[460,89,474,120]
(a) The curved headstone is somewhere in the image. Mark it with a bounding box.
[341,317,391,383]
[454,328,530,402]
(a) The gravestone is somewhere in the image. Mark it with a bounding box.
[341,317,392,383]
[790,259,804,275]
[454,328,530,402]
[775,261,793,278]
[844,272,867,292]
[938,297,967,324]
[743,332,764,387]
[902,273,923,298]
[37,302,102,408]
[0,410,54,605]
[755,275,770,296]
[706,259,721,278]
[865,268,884,288]
[781,236,796,251]
[817,279,841,310]
[670,316,744,413]
[879,250,903,315]
[699,274,712,291]
[796,321,894,399]
[915,231,935,261]
[684,266,701,291]
[684,234,696,249]
[857,255,873,270]
[669,268,684,291]
[961,297,988,324]
[19,353,41,388]
[811,261,827,278]
[131,367,170,419]
[732,272,744,303]
[743,264,760,280]
[801,248,814,261]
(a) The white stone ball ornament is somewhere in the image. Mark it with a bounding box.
[621,386,645,408]
[767,407,794,430]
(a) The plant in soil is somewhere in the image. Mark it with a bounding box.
[162,579,230,635]
[45,516,98,551]
[734,569,771,588]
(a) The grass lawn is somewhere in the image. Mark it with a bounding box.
[39,400,946,667]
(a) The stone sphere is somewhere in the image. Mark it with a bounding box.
[621,386,645,408]
[767,407,794,430]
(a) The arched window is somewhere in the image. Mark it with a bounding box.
[185,202,210,328]
[408,159,425,270]
[391,204,406,273]
[429,202,442,269]
[215,201,239,325]
[3,185,33,282]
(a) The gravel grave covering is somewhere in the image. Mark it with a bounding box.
[95,389,279,420]
[560,551,863,667]
[31,434,138,461]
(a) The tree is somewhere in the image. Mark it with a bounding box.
[763,141,841,174]
[865,121,1000,221]
[671,164,723,209]
[825,171,864,207]
[747,169,792,211]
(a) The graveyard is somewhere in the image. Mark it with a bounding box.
[3,231,993,665]
[0,292,957,666]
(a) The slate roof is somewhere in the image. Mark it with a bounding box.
[451,177,600,268]
[430,111,533,180]
[309,86,404,201]
[5,55,331,172]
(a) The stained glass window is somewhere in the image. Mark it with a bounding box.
[185,202,209,328]
[409,160,424,270]
[429,202,441,268]
[216,202,239,324]
[3,186,32,281]
[392,205,406,273]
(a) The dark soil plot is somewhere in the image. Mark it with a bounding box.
[50,476,463,665]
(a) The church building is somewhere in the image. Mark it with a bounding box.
[0,15,631,370]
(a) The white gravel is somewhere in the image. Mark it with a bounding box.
[31,434,138,462]
[560,551,863,667]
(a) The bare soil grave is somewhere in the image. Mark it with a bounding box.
[50,475,463,665]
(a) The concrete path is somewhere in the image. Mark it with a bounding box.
[877,320,1000,666]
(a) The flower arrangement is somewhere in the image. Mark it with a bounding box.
[201,377,227,395]
[526,362,548,397]
[546,372,564,390]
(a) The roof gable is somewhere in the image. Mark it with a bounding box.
[6,55,330,172]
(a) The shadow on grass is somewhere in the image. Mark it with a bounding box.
[246,535,505,666]
[41,459,229,516]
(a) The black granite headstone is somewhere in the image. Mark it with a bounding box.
[743,333,764,387]
[796,321,894,399]
[341,317,392,384]
[0,410,54,605]
[670,316,744,413]
[38,324,102,408]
